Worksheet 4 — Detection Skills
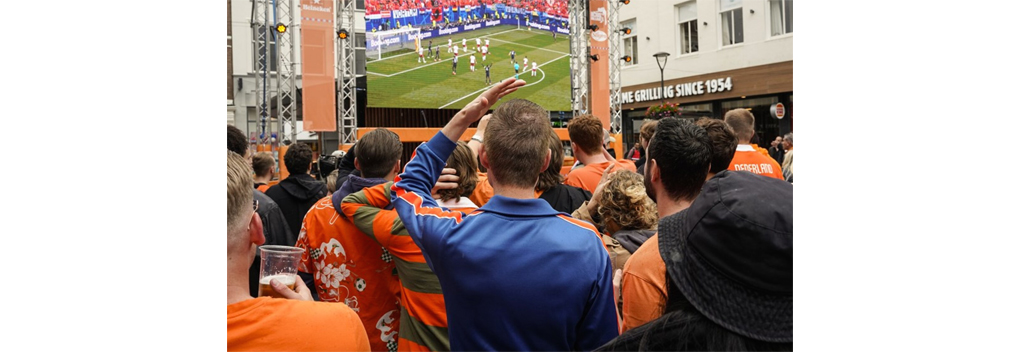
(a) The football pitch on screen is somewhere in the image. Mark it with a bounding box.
[367,25,571,111]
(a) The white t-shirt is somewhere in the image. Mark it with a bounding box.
[485,39,490,46]
[482,46,488,54]
[453,45,459,54]
[470,55,476,64]
[532,62,537,69]
[476,38,481,45]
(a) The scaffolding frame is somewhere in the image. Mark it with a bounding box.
[276,0,297,144]
[569,0,589,116]
[336,0,357,146]
[608,0,622,134]
[252,0,272,145]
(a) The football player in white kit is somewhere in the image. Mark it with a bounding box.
[481,45,488,61]
[418,46,425,63]
[470,54,476,72]
[447,38,453,53]
[523,56,528,67]
[531,61,538,76]
[475,38,481,51]
[462,38,467,51]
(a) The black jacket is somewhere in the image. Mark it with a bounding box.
[538,184,592,214]
[769,146,785,166]
[613,228,656,254]
[265,173,328,237]
[249,189,294,296]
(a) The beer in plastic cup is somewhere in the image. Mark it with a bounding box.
[257,245,303,298]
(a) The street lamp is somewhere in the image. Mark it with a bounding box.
[653,52,670,105]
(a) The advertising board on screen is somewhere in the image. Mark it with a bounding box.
[365,0,571,111]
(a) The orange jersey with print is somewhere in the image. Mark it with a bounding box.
[620,234,667,332]
[256,184,270,193]
[564,160,638,193]
[342,182,458,351]
[727,145,784,180]
[295,196,401,352]
[228,297,371,351]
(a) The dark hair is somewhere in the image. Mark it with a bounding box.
[437,142,479,201]
[723,109,755,142]
[536,129,565,192]
[227,125,248,157]
[695,118,738,174]
[567,114,605,156]
[484,99,552,189]
[251,152,275,177]
[356,128,402,178]
[647,118,712,202]
[283,143,314,175]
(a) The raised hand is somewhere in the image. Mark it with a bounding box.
[459,78,527,124]
[443,78,526,142]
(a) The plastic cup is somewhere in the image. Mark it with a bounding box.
[257,245,304,298]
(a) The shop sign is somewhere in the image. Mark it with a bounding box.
[622,77,733,104]
[771,103,786,119]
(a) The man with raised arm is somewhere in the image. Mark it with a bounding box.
[390,79,620,351]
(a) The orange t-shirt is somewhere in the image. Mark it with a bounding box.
[256,184,270,193]
[620,233,667,332]
[727,145,784,180]
[468,172,494,207]
[295,196,401,352]
[563,160,638,193]
[227,297,371,351]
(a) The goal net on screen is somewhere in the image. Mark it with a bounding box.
[366,27,422,61]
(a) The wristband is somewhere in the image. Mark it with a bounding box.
[470,136,484,143]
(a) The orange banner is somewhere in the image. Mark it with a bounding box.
[301,0,336,131]
[588,0,610,129]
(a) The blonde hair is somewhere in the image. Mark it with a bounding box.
[596,171,658,232]
[326,169,341,194]
[228,151,254,240]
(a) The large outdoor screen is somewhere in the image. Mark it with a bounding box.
[365,0,570,111]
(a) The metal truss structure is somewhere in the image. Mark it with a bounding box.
[252,0,297,145]
[252,0,272,145]
[336,0,357,146]
[607,0,622,134]
[276,0,297,144]
[568,0,589,116]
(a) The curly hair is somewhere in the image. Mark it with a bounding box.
[596,171,658,232]
[437,142,479,202]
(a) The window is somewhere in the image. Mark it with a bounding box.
[253,25,278,72]
[719,0,743,46]
[621,19,637,66]
[769,0,793,36]
[676,2,698,54]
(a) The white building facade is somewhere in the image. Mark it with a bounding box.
[616,0,792,148]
